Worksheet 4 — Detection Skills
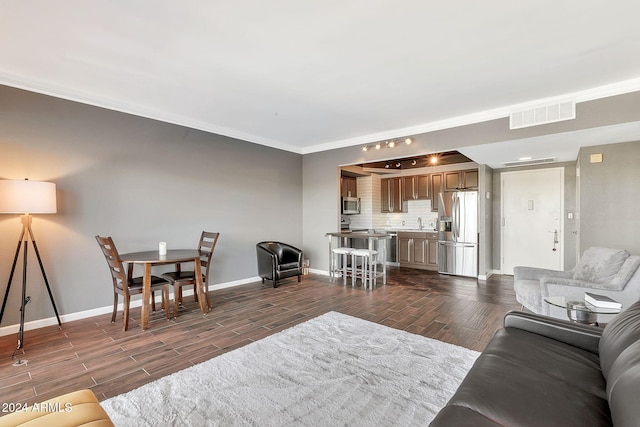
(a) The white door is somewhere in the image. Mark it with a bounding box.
[501,168,564,274]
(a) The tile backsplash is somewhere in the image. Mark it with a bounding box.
[349,175,438,230]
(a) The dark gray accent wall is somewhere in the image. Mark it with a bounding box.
[0,85,302,324]
[579,140,640,255]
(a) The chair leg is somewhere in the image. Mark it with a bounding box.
[122,294,130,332]
[162,286,170,320]
[174,285,181,319]
[372,257,377,289]
[199,283,212,311]
[297,274,301,282]
[111,293,118,323]
[342,253,348,286]
[151,291,156,312]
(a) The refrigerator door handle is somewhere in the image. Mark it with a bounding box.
[454,195,460,240]
[440,242,475,248]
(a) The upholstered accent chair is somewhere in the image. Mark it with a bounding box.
[0,389,114,426]
[514,247,640,319]
[256,242,303,288]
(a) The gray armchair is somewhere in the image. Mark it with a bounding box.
[256,241,303,288]
[514,247,640,320]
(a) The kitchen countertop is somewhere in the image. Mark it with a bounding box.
[326,231,392,238]
[390,228,437,233]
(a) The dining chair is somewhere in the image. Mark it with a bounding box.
[95,235,171,331]
[162,231,220,316]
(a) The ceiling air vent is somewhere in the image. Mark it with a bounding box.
[501,157,557,167]
[510,100,576,129]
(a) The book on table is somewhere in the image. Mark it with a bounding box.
[584,292,622,309]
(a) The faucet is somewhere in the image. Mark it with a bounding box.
[418,217,423,230]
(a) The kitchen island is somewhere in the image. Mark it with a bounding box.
[325,231,391,287]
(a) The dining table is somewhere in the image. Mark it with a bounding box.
[119,249,208,330]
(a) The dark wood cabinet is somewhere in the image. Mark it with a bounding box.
[427,237,438,268]
[398,232,438,270]
[443,169,478,192]
[381,177,403,213]
[341,176,357,197]
[402,175,429,201]
[430,173,443,212]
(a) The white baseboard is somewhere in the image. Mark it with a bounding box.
[0,276,263,338]
[477,270,497,281]
[309,268,329,276]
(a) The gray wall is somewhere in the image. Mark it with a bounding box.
[478,164,493,276]
[3,83,640,326]
[579,140,640,255]
[302,92,640,277]
[0,86,302,325]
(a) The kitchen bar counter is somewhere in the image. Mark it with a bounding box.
[326,231,393,238]
[326,232,391,287]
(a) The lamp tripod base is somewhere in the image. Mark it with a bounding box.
[0,214,62,354]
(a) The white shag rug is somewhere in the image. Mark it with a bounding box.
[101,311,479,426]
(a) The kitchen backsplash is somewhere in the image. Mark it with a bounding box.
[349,175,438,230]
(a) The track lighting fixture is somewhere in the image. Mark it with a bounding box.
[361,136,413,152]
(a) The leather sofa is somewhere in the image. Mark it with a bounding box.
[256,241,303,288]
[430,299,640,426]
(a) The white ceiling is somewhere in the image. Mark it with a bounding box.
[2,1,640,160]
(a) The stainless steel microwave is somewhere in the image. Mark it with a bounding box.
[341,196,361,215]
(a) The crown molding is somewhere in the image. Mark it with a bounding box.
[2,71,639,156]
[302,77,640,154]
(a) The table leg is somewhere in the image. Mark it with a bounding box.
[382,239,387,285]
[369,237,375,289]
[328,236,334,281]
[141,263,152,330]
[194,258,208,314]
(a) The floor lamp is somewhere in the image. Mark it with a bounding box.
[0,179,62,363]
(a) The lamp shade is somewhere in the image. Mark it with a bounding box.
[0,179,57,214]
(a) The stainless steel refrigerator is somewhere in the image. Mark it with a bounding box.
[437,191,478,277]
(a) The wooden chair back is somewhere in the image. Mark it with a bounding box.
[198,231,220,282]
[95,235,128,294]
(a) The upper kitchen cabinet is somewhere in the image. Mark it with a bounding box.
[443,169,478,191]
[430,173,443,212]
[341,176,357,197]
[402,175,430,201]
[381,177,404,213]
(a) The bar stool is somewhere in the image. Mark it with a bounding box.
[331,247,354,285]
[351,248,378,289]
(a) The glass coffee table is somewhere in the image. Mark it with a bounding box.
[544,296,621,325]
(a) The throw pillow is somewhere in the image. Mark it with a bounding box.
[610,256,640,290]
[573,247,630,283]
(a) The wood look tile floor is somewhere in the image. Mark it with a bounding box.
[0,268,520,407]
